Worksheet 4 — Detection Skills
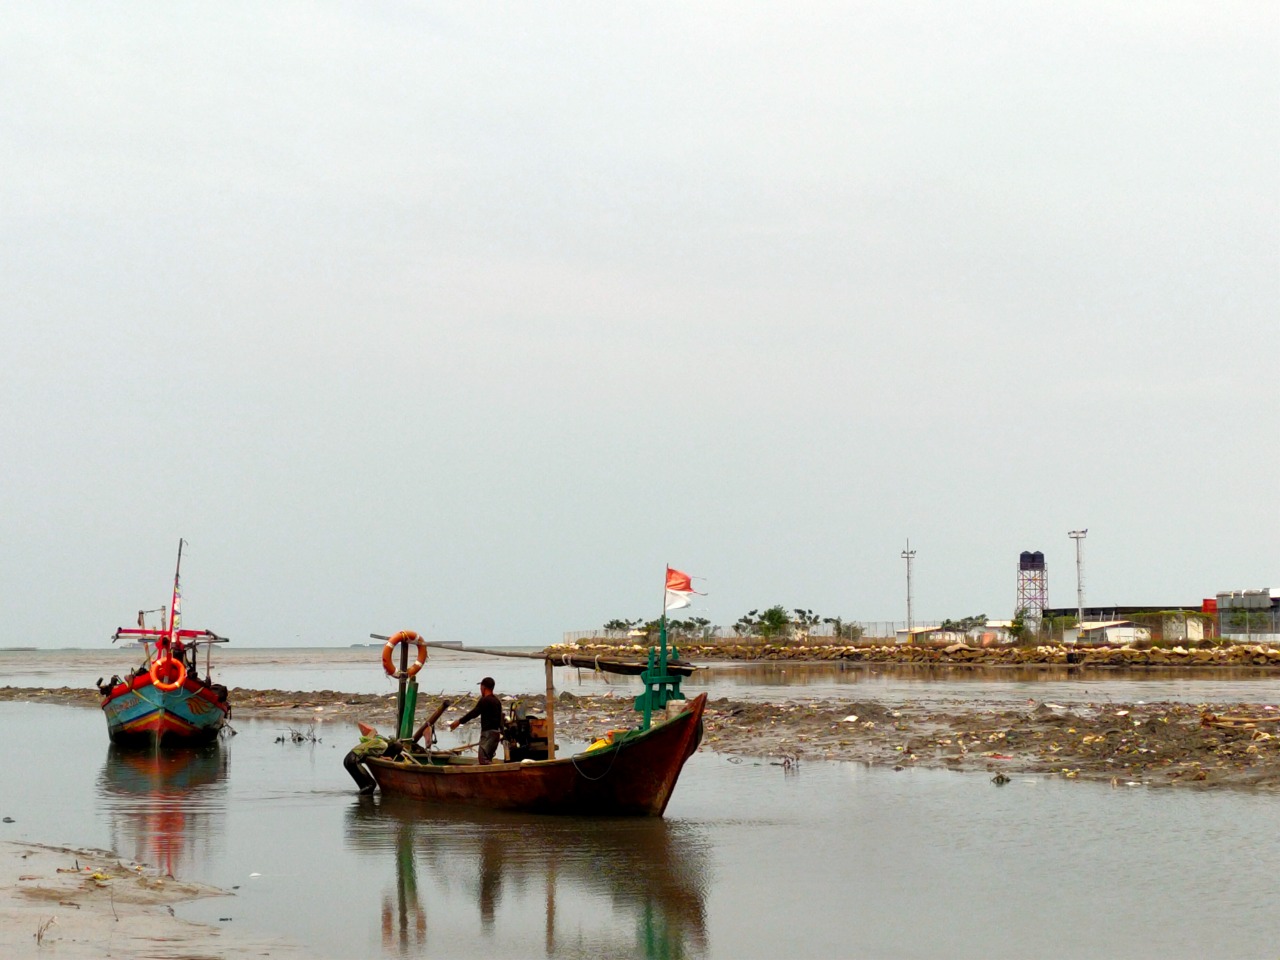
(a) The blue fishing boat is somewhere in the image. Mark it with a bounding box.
[97,540,231,747]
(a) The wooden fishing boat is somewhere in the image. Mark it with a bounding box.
[348,619,705,817]
[362,693,706,817]
[98,540,231,747]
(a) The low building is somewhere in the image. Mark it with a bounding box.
[1044,605,1216,643]
[1064,620,1152,646]
[894,621,1013,645]
[894,625,942,645]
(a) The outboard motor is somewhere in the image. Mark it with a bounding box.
[502,701,550,761]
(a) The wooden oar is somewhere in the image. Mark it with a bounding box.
[410,699,451,745]
[443,740,480,755]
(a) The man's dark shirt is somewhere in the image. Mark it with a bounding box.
[458,692,503,732]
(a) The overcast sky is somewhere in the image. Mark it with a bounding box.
[2,3,1276,648]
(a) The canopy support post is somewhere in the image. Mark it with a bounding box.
[544,658,556,760]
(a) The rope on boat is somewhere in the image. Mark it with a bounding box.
[134,689,166,710]
[570,739,622,782]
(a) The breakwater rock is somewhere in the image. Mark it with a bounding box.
[547,641,1280,668]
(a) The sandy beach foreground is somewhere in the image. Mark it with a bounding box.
[0,841,300,959]
[5,678,1280,790]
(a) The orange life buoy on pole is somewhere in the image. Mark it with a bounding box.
[150,655,187,692]
[382,631,427,679]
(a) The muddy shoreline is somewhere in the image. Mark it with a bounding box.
[0,841,300,959]
[6,677,1280,790]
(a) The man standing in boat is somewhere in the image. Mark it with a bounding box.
[449,677,503,764]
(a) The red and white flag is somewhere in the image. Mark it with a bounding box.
[665,567,704,611]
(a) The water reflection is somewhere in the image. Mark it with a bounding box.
[345,798,709,960]
[684,661,1280,704]
[96,745,228,876]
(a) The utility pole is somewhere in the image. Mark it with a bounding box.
[901,539,916,636]
[1068,529,1087,626]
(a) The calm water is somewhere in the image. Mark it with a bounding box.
[6,646,1280,707]
[2,650,1279,958]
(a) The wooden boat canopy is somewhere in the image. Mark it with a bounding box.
[368,635,697,677]
[112,628,229,645]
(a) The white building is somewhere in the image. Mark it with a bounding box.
[1063,620,1152,645]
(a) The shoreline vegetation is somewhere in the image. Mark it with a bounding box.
[5,642,1280,790]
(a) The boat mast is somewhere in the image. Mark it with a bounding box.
[168,538,186,650]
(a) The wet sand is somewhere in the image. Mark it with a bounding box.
[5,679,1280,789]
[0,841,300,959]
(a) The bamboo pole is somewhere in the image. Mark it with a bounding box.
[370,636,546,661]
[367,635,696,676]
[544,657,556,760]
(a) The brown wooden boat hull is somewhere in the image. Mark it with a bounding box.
[363,694,706,817]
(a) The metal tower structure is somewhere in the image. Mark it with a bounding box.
[1016,551,1047,631]
[901,539,916,633]
[1069,529,1088,624]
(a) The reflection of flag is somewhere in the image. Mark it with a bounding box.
[665,567,704,611]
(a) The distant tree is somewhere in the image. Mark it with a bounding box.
[667,616,712,639]
[688,616,713,639]
[758,605,791,639]
[735,609,761,637]
[940,614,987,634]
[792,608,820,627]
[1229,609,1276,634]
[603,618,643,632]
[823,616,863,641]
[1042,615,1077,642]
[1009,609,1029,644]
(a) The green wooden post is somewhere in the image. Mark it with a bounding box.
[398,678,418,740]
[633,619,684,730]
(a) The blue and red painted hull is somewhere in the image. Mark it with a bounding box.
[100,674,230,748]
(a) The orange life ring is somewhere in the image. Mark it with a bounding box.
[382,631,427,679]
[150,655,187,692]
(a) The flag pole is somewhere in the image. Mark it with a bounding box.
[661,563,668,642]
[661,564,668,636]
[168,538,185,653]
[659,565,670,695]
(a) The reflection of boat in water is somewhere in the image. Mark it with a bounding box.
[345,798,709,959]
[97,745,229,876]
[348,620,705,817]
[98,539,231,747]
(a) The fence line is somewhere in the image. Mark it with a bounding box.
[565,619,1278,646]
[562,622,927,645]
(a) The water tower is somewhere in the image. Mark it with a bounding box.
[1016,550,1047,630]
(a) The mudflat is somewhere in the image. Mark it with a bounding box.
[5,678,1280,789]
